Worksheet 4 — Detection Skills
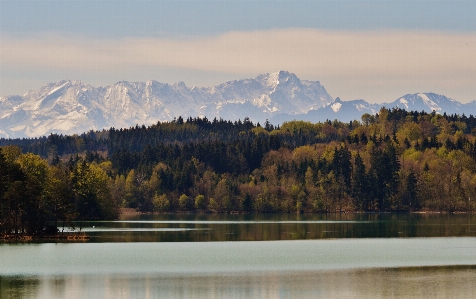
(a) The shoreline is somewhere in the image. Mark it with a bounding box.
[1,232,90,242]
[118,208,473,215]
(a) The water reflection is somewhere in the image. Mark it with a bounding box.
[2,214,476,298]
[2,266,475,299]
[2,239,475,276]
[71,213,476,242]
[0,276,40,299]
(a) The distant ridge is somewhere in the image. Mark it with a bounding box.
[0,71,332,138]
[270,93,475,124]
[0,72,474,138]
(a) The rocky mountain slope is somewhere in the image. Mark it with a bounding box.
[0,71,332,138]
[1,71,474,138]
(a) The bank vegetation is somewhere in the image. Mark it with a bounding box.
[2,108,476,235]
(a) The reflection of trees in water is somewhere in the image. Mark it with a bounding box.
[84,213,476,242]
[2,266,476,299]
[0,276,40,299]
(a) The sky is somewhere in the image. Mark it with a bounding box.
[1,0,475,103]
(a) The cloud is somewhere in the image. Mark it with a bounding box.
[1,29,476,102]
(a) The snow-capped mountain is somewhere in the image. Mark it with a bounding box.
[0,71,333,138]
[386,93,464,115]
[1,71,474,139]
[271,98,381,123]
[271,93,474,124]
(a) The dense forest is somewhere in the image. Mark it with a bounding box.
[2,108,476,235]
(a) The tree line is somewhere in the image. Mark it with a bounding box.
[0,147,116,236]
[2,109,476,234]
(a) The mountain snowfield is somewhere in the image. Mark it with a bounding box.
[269,92,475,124]
[0,71,474,138]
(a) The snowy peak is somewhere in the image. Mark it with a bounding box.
[387,93,463,114]
[255,70,300,88]
[3,72,472,140]
[0,72,334,138]
[204,71,332,116]
[330,97,343,113]
[271,92,472,125]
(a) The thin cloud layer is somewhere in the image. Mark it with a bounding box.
[2,29,475,102]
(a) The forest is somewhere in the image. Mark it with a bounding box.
[2,108,476,235]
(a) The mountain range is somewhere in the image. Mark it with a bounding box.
[270,92,474,124]
[0,71,474,138]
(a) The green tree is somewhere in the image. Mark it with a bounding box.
[153,193,170,212]
[194,194,206,210]
[71,161,117,229]
[210,178,232,212]
[352,153,368,211]
[179,194,190,210]
[124,169,137,208]
[241,193,253,212]
[0,148,27,235]
[404,170,419,211]
[45,164,76,232]
[17,153,49,234]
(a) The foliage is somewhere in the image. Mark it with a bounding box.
[2,109,476,220]
[0,147,118,235]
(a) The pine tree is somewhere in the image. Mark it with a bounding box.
[352,153,368,211]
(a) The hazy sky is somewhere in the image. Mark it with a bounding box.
[1,0,475,103]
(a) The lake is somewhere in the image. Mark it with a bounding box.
[1,213,476,298]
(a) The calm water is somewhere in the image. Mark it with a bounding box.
[78,213,476,242]
[1,213,476,298]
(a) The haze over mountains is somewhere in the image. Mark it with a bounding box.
[0,71,474,138]
[272,92,473,124]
